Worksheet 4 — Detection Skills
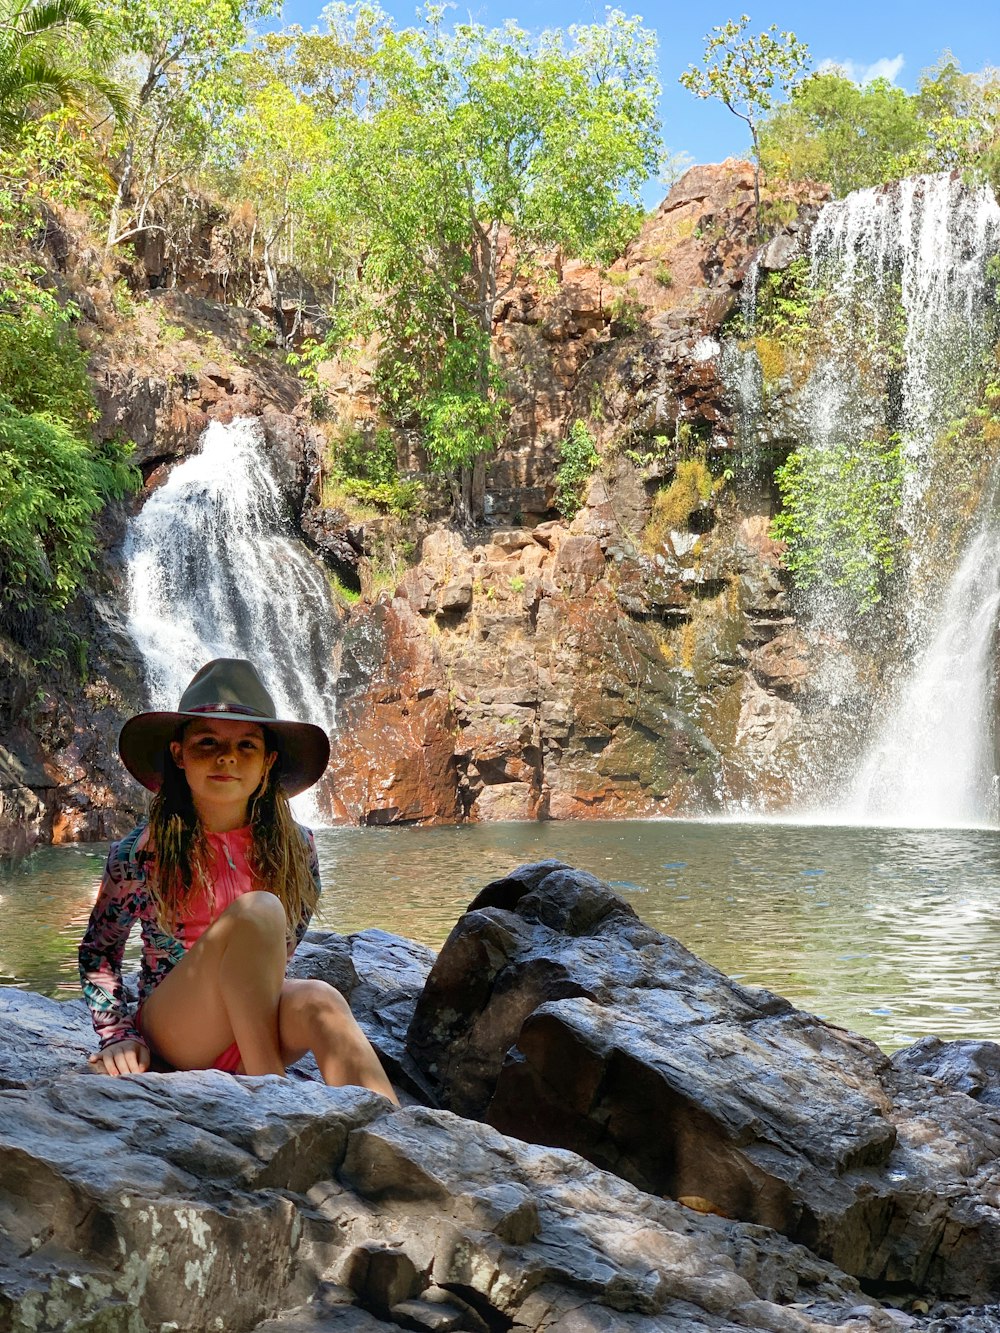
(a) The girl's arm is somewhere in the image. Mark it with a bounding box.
[78,836,151,1058]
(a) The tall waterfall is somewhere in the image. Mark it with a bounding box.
[804,176,1000,823]
[846,515,1000,825]
[809,174,1000,515]
[123,417,341,822]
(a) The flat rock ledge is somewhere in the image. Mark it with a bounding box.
[1,870,999,1332]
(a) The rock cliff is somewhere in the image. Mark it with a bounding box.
[3,160,836,846]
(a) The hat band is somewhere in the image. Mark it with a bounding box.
[186,702,272,719]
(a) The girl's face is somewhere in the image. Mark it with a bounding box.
[170,718,276,830]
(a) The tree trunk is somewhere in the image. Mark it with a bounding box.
[106,135,135,249]
[262,241,285,347]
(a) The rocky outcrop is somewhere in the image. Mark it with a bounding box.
[319,162,836,825]
[407,862,1000,1303]
[328,518,729,824]
[0,914,949,1333]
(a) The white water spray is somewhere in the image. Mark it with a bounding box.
[847,515,1000,825]
[803,176,1000,823]
[123,418,341,822]
[809,174,1000,504]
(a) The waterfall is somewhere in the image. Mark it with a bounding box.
[809,174,1000,507]
[123,417,341,822]
[846,513,1000,825]
[802,175,1000,824]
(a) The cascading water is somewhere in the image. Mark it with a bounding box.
[723,174,1000,822]
[846,512,1000,825]
[123,417,341,822]
[801,175,1000,823]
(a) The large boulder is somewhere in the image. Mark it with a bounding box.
[0,928,903,1333]
[405,862,1000,1302]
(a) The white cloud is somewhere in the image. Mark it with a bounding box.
[816,54,905,86]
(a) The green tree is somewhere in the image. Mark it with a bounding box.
[759,71,925,197]
[0,0,126,142]
[324,5,662,519]
[680,13,810,230]
[97,0,281,248]
[916,54,1000,178]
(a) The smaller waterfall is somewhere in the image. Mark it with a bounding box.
[123,418,342,822]
[846,515,1000,826]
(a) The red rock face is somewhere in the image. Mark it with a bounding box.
[316,164,836,825]
[326,598,462,826]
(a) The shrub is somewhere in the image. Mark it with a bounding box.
[324,424,423,517]
[555,420,600,518]
[0,281,96,430]
[0,276,139,641]
[771,435,904,614]
[0,401,137,613]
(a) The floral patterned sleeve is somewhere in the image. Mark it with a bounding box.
[289,825,321,956]
[78,828,149,1050]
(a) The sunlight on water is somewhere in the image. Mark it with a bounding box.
[4,820,1000,1054]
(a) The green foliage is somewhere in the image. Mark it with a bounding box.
[413,337,508,475]
[759,72,925,196]
[0,273,139,633]
[325,423,422,516]
[771,435,905,615]
[0,280,96,429]
[0,0,128,144]
[751,257,814,342]
[307,6,663,496]
[555,419,600,518]
[608,291,644,333]
[339,477,422,514]
[0,401,136,611]
[680,14,810,226]
[759,56,1000,198]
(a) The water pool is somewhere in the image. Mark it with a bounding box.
[4,819,999,1053]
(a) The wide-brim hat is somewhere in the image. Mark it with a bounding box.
[118,658,331,797]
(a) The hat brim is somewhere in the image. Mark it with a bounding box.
[118,710,331,798]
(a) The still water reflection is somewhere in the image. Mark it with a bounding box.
[4,820,999,1053]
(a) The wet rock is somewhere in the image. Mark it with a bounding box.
[891,1037,1000,1108]
[406,862,1000,1301]
[0,949,893,1333]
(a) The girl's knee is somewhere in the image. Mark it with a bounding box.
[223,890,286,929]
[281,978,352,1026]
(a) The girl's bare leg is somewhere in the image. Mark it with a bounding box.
[139,893,398,1101]
[140,891,288,1076]
[277,978,399,1104]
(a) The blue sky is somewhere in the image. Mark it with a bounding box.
[276,1,1000,204]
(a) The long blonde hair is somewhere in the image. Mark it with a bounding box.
[145,725,318,935]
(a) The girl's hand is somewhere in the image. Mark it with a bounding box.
[88,1040,151,1077]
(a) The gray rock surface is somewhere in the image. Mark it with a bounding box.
[406,862,1000,1301]
[0,990,892,1332]
[3,891,999,1331]
[891,1036,1000,1108]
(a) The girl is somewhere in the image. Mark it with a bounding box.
[79,657,397,1103]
